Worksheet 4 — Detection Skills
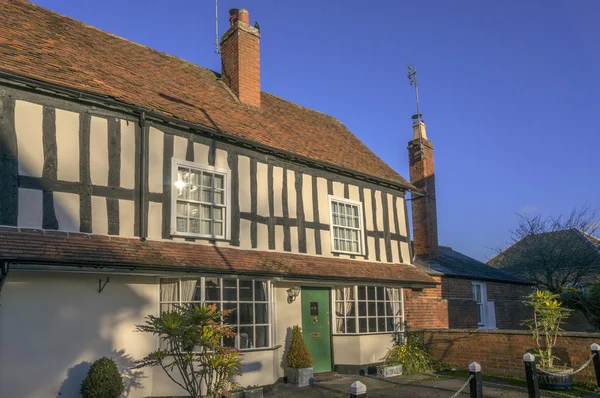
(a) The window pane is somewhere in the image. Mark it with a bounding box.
[239,280,253,301]
[214,191,224,205]
[255,304,268,324]
[255,326,268,348]
[176,217,187,232]
[387,317,394,332]
[368,302,376,316]
[376,287,384,299]
[176,202,187,216]
[255,281,267,301]
[239,303,253,324]
[223,279,237,301]
[335,288,344,301]
[347,317,356,333]
[336,318,345,334]
[367,287,376,300]
[223,302,237,325]
[378,317,386,332]
[205,278,220,301]
[181,279,202,301]
[214,222,223,237]
[358,302,366,316]
[214,175,224,189]
[347,300,356,317]
[368,317,377,333]
[160,279,179,301]
[188,185,199,201]
[333,239,339,251]
[200,205,211,219]
[239,326,254,349]
[377,302,385,317]
[189,219,200,233]
[213,207,223,221]
[201,189,212,203]
[332,213,339,226]
[202,173,212,188]
[359,318,367,333]
[201,220,211,235]
[189,203,200,218]
[160,303,177,314]
[358,287,366,300]
[352,241,359,253]
[340,240,346,252]
[332,202,338,214]
[223,326,237,348]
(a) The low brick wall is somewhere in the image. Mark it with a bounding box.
[417,329,600,384]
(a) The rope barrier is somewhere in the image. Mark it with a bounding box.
[535,352,597,376]
[448,374,473,398]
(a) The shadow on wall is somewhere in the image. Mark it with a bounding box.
[279,326,293,371]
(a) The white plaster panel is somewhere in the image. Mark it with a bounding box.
[119,199,135,237]
[287,170,296,217]
[90,116,109,186]
[392,241,400,264]
[367,236,376,261]
[147,201,162,240]
[375,190,384,231]
[234,349,279,388]
[53,192,80,232]
[363,188,373,230]
[290,226,298,253]
[148,127,164,193]
[387,193,396,233]
[317,177,329,224]
[17,188,42,228]
[273,166,283,217]
[257,162,269,216]
[120,119,136,189]
[274,282,302,375]
[400,242,411,263]
[348,185,360,202]
[15,100,43,177]
[302,174,313,222]
[240,219,252,250]
[306,228,316,254]
[332,335,360,365]
[91,195,108,235]
[379,238,386,262]
[173,135,187,161]
[257,223,269,251]
[55,109,80,182]
[0,272,158,398]
[396,196,408,236]
[275,225,284,251]
[238,156,251,213]
[332,181,344,198]
[320,229,331,256]
[360,334,394,364]
[194,142,209,165]
[215,149,228,170]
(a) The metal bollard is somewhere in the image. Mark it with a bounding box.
[523,353,540,398]
[468,362,483,398]
[350,381,366,398]
[592,343,600,389]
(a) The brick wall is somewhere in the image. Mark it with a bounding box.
[404,276,449,329]
[420,329,600,383]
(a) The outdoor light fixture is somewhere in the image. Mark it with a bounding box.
[286,285,300,303]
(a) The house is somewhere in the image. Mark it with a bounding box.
[0,2,437,397]
[489,228,600,331]
[401,115,533,330]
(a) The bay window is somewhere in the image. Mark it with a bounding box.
[334,286,403,334]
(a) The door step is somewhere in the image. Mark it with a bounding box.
[313,372,345,382]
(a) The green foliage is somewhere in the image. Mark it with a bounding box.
[80,357,125,398]
[383,332,433,374]
[523,290,573,369]
[285,325,313,368]
[134,304,242,398]
[563,279,600,331]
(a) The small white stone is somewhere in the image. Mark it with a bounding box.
[591,343,600,352]
[468,362,481,372]
[350,381,367,394]
[523,353,536,362]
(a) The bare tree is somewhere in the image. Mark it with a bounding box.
[489,206,600,293]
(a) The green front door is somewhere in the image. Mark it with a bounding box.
[301,287,332,373]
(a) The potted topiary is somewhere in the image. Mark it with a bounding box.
[523,290,573,391]
[80,357,125,398]
[285,325,314,387]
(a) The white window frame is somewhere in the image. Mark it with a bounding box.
[328,195,366,255]
[472,281,487,328]
[331,286,404,335]
[170,159,231,240]
[158,277,274,351]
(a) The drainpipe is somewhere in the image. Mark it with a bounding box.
[0,261,10,300]
[139,112,147,242]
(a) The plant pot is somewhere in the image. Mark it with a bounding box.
[376,364,403,378]
[229,387,263,398]
[285,367,314,387]
[537,368,573,391]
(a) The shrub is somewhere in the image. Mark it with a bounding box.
[383,332,433,374]
[286,325,313,368]
[80,357,125,398]
[563,279,600,331]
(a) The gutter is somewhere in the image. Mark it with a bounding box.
[0,70,415,193]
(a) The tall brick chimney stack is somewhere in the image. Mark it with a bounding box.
[408,114,439,261]
[220,8,261,108]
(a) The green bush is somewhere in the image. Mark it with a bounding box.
[80,357,125,398]
[383,332,433,374]
[563,279,600,331]
[286,325,313,368]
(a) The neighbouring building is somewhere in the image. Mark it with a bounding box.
[402,115,533,330]
[0,2,437,397]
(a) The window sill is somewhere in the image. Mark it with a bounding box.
[171,232,230,242]
[332,332,400,336]
[331,250,365,257]
[239,344,282,353]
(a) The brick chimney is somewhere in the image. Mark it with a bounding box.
[408,114,439,261]
[220,8,261,108]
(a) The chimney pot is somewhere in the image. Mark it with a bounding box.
[229,8,239,26]
[237,9,250,25]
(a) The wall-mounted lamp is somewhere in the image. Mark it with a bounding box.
[286,285,300,303]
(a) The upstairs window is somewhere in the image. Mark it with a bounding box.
[472,281,486,327]
[171,159,230,239]
[328,196,365,255]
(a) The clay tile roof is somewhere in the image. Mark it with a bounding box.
[0,227,437,286]
[0,0,410,188]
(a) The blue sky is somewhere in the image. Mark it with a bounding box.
[32,0,599,261]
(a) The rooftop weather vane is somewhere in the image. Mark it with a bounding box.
[407,65,425,159]
[215,0,220,54]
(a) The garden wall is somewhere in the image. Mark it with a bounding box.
[417,329,600,384]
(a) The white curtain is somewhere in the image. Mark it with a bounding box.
[160,279,179,302]
[181,279,199,302]
[386,288,402,330]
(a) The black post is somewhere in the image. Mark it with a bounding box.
[523,353,540,398]
[468,362,483,398]
[592,343,600,389]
